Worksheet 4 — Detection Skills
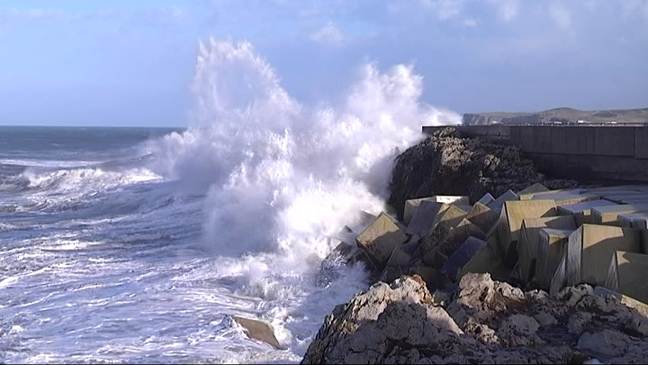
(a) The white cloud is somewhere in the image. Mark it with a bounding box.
[622,0,648,21]
[310,22,345,46]
[462,18,478,28]
[419,0,465,21]
[549,2,571,30]
[489,0,519,22]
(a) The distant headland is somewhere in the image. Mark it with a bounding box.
[463,107,648,125]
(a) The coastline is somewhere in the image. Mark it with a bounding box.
[299,127,648,364]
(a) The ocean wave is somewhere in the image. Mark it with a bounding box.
[139,38,461,357]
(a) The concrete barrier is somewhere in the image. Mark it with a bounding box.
[595,127,635,157]
[422,125,648,183]
[635,127,648,159]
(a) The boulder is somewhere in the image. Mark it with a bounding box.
[302,273,648,364]
[232,316,282,349]
[387,128,577,221]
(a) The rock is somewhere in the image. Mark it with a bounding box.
[388,128,580,221]
[577,330,628,357]
[232,316,282,349]
[624,315,648,337]
[497,315,541,346]
[534,312,558,327]
[447,273,526,329]
[567,312,593,334]
[302,273,648,364]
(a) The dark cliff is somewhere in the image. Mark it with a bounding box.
[387,127,576,220]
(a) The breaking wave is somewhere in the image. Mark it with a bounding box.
[141,38,460,354]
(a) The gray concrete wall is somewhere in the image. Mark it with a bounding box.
[421,125,648,183]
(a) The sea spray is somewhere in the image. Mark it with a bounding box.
[144,37,461,356]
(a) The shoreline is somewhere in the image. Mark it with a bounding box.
[299,127,648,364]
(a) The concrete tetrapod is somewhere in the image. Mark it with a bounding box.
[604,250,648,304]
[563,224,642,288]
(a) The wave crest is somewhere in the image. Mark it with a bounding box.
[145,37,460,269]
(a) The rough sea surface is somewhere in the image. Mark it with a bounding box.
[0,39,460,364]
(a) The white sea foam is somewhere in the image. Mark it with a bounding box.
[0,38,461,364]
[143,38,460,358]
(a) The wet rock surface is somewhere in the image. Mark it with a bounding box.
[302,273,648,364]
[388,128,578,220]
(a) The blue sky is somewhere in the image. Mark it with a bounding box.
[0,0,647,127]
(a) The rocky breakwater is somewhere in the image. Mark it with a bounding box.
[301,127,648,363]
[302,273,648,364]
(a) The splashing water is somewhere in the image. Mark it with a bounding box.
[141,38,461,359]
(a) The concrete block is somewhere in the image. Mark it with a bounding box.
[515,216,577,285]
[643,229,648,254]
[356,212,409,268]
[417,206,470,265]
[517,182,550,197]
[602,192,648,204]
[406,201,448,236]
[437,218,487,257]
[487,189,519,212]
[604,251,648,304]
[466,202,500,234]
[232,316,282,349]
[565,224,642,287]
[432,195,469,206]
[349,211,378,234]
[594,286,648,317]
[385,244,413,267]
[530,191,600,205]
[594,126,636,157]
[458,235,510,283]
[537,228,573,291]
[328,225,356,247]
[436,205,469,231]
[618,212,648,229]
[591,204,648,225]
[557,200,618,226]
[584,185,643,193]
[477,192,495,206]
[496,200,557,266]
[404,196,469,225]
[456,204,473,213]
[442,236,487,281]
[404,197,436,226]
[622,198,648,205]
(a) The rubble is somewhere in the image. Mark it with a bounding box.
[301,274,648,364]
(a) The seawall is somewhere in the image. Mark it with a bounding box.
[422,125,648,184]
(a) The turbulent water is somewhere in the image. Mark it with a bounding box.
[0,39,460,364]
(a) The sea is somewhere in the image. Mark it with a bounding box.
[0,39,460,364]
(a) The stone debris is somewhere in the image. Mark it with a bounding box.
[301,274,648,364]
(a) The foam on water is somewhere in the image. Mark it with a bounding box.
[0,38,460,364]
[142,38,460,360]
